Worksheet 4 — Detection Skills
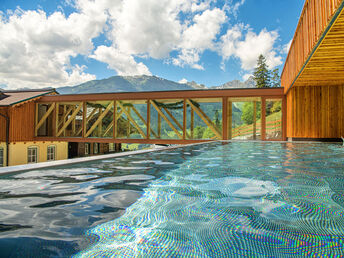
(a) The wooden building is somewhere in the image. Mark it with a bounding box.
[281,0,344,140]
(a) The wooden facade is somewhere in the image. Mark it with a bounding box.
[0,107,7,142]
[287,85,344,139]
[281,0,344,92]
[282,0,344,140]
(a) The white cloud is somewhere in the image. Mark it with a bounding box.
[0,0,286,89]
[0,5,105,88]
[220,26,282,71]
[90,46,151,76]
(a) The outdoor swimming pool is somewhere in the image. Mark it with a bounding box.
[0,142,343,257]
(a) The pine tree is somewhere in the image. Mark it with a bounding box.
[271,68,281,87]
[253,54,271,88]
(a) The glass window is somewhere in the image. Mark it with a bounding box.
[0,148,3,167]
[85,143,90,155]
[94,143,99,154]
[47,145,56,161]
[28,147,38,163]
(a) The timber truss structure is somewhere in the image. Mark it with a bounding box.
[34,88,286,144]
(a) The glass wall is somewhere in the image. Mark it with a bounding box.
[265,99,283,140]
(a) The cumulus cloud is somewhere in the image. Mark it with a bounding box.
[0,5,105,88]
[0,0,285,89]
[220,25,283,71]
[90,46,151,76]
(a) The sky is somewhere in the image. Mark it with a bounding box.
[0,0,305,89]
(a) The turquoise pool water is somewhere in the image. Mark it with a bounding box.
[0,142,343,257]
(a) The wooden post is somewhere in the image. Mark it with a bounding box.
[55,102,59,137]
[126,106,130,137]
[183,99,187,140]
[282,96,287,141]
[253,101,257,140]
[72,106,76,136]
[82,102,86,138]
[113,101,117,139]
[63,105,66,137]
[191,109,194,139]
[98,107,103,137]
[157,113,161,138]
[147,100,150,139]
[261,97,266,140]
[222,97,228,140]
[228,101,232,139]
[35,103,39,137]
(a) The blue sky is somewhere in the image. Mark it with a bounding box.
[0,0,305,89]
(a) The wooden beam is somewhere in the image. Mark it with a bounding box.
[103,109,124,137]
[85,101,114,138]
[158,113,161,138]
[117,102,146,138]
[127,106,131,137]
[58,105,74,128]
[163,107,191,139]
[78,106,98,136]
[72,106,76,135]
[150,100,183,139]
[261,97,266,140]
[55,102,59,137]
[228,101,232,139]
[35,103,39,136]
[114,101,117,139]
[35,103,55,135]
[98,107,103,136]
[132,105,159,138]
[222,97,228,140]
[38,88,284,103]
[282,96,287,141]
[57,103,83,137]
[253,101,257,140]
[183,99,186,140]
[82,102,86,138]
[147,100,150,139]
[191,109,194,139]
[186,99,222,139]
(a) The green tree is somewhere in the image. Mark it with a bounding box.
[253,54,271,88]
[271,68,281,88]
[241,102,261,125]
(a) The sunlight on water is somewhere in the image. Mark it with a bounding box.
[75,142,344,257]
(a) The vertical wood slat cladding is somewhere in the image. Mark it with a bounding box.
[281,0,343,91]
[8,102,36,142]
[0,107,8,142]
[287,85,344,138]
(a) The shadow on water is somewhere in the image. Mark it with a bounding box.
[0,144,209,257]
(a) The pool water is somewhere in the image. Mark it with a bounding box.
[0,142,343,257]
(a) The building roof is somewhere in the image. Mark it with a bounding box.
[0,88,57,107]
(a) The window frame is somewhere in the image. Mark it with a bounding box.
[28,146,38,164]
[94,143,99,154]
[47,145,56,161]
[85,143,90,155]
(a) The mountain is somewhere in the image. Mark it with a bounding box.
[57,75,194,94]
[56,75,256,94]
[213,76,256,89]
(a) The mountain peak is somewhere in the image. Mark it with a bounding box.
[56,75,256,94]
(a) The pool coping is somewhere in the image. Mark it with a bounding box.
[0,140,340,174]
